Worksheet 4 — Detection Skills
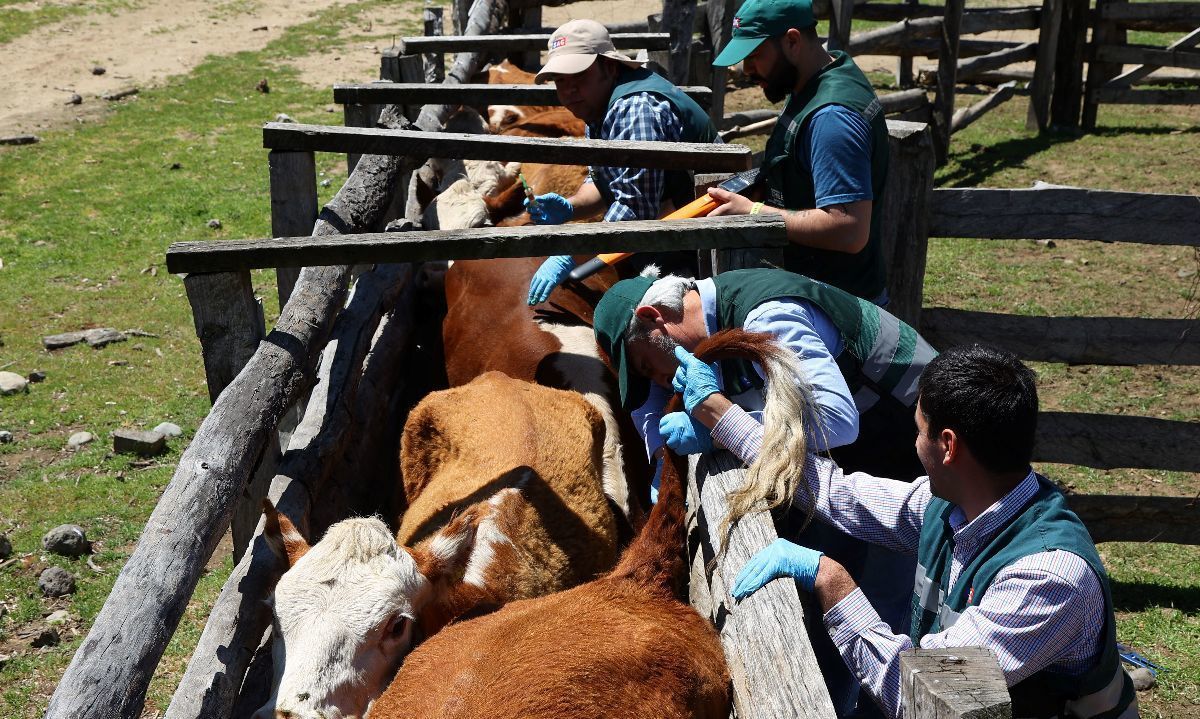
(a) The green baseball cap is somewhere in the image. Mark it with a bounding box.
[593,275,656,412]
[713,0,816,67]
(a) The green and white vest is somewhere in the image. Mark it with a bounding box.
[711,269,936,416]
[912,476,1136,718]
[594,67,720,211]
[763,51,890,300]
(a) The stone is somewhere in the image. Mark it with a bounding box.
[27,370,46,383]
[38,567,76,597]
[42,524,89,556]
[275,113,295,123]
[0,430,13,444]
[207,218,222,229]
[91,66,106,76]
[66,93,82,105]
[84,327,125,348]
[43,331,88,350]
[46,609,70,625]
[0,534,11,559]
[30,626,61,648]
[112,429,166,456]
[0,371,29,395]
[1129,667,1156,691]
[153,422,182,438]
[256,78,270,93]
[67,431,95,450]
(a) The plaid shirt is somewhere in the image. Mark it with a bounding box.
[585,92,682,222]
[708,423,1110,719]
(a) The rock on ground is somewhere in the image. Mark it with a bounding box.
[38,567,76,597]
[153,421,182,437]
[0,534,11,559]
[67,431,95,450]
[0,371,29,395]
[30,626,61,648]
[1129,667,1157,691]
[46,609,70,625]
[0,430,13,444]
[113,429,166,456]
[42,524,90,557]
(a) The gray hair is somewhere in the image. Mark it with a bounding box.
[626,268,696,345]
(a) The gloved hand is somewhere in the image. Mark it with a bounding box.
[527,255,576,305]
[672,345,721,413]
[525,193,573,225]
[732,538,824,599]
[658,412,713,455]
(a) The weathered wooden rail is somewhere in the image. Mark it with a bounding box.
[332,82,713,108]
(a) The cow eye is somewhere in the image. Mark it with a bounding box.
[389,614,413,636]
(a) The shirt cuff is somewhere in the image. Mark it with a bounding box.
[711,404,764,464]
[824,587,887,648]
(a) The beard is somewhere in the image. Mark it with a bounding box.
[752,59,799,104]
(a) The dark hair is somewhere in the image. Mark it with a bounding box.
[917,344,1038,474]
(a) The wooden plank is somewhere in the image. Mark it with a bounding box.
[1026,0,1062,130]
[1096,43,1200,71]
[882,88,930,113]
[1082,0,1128,131]
[1093,87,1200,104]
[956,41,1037,81]
[954,81,1017,133]
[705,0,737,122]
[1067,494,1200,545]
[268,150,318,309]
[829,0,856,52]
[262,123,751,171]
[396,31,671,54]
[332,83,714,107]
[396,54,425,122]
[1050,0,1090,127]
[933,0,965,164]
[929,185,1200,245]
[919,308,1200,366]
[164,263,418,719]
[688,452,838,719]
[879,120,935,328]
[184,272,264,404]
[896,0,920,87]
[342,102,372,175]
[1035,411,1200,472]
[662,0,697,85]
[423,6,446,84]
[1096,1,1200,32]
[1104,27,1200,87]
[849,34,1020,58]
[900,648,1012,719]
[166,215,786,274]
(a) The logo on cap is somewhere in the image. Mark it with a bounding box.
[551,35,567,49]
[732,16,741,28]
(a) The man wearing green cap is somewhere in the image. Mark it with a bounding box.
[523,19,721,306]
[593,265,937,716]
[707,0,891,305]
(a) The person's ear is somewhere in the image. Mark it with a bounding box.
[634,305,665,329]
[939,428,958,466]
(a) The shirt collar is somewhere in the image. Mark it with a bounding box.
[948,469,1039,546]
[696,278,719,338]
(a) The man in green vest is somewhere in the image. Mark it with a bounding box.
[524,19,721,305]
[593,266,936,715]
[731,344,1138,719]
[708,0,891,305]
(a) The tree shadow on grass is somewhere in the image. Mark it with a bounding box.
[938,124,1200,188]
[1111,578,1200,614]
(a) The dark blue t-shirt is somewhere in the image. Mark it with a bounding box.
[799,104,875,208]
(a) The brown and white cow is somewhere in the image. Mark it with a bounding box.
[478,59,558,132]
[254,372,618,719]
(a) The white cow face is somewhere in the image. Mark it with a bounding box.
[253,502,477,719]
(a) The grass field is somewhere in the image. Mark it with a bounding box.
[1,1,1198,717]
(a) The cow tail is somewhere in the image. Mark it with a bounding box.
[606,442,689,594]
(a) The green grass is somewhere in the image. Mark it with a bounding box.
[0,0,420,715]
[0,0,142,45]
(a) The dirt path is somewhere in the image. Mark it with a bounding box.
[0,0,367,137]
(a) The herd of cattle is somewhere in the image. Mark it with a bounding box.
[246,60,813,719]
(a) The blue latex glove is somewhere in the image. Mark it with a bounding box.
[672,345,721,413]
[525,193,573,225]
[732,538,824,599]
[658,412,714,455]
[526,255,576,305]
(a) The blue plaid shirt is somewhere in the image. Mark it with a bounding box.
[585,92,682,222]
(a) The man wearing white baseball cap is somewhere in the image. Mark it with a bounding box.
[523,19,720,306]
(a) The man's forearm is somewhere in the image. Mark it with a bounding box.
[814,556,859,612]
[568,181,605,220]
[769,201,871,254]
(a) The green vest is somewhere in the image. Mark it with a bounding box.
[595,67,720,211]
[711,269,936,417]
[763,51,890,301]
[912,476,1136,718]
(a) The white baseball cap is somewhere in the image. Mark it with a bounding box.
[534,19,642,83]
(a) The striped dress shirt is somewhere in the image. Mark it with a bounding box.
[706,425,1110,719]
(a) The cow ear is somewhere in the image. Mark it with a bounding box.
[262,499,311,567]
[415,170,436,210]
[412,507,479,584]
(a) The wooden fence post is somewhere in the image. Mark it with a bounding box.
[828,0,855,52]
[897,0,919,88]
[1026,0,1062,130]
[268,150,318,309]
[1050,0,1089,128]
[932,0,964,164]
[662,0,698,84]
[184,272,264,404]
[1082,0,1128,131]
[880,120,935,329]
[706,0,739,123]
[423,6,446,83]
[900,647,1012,718]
